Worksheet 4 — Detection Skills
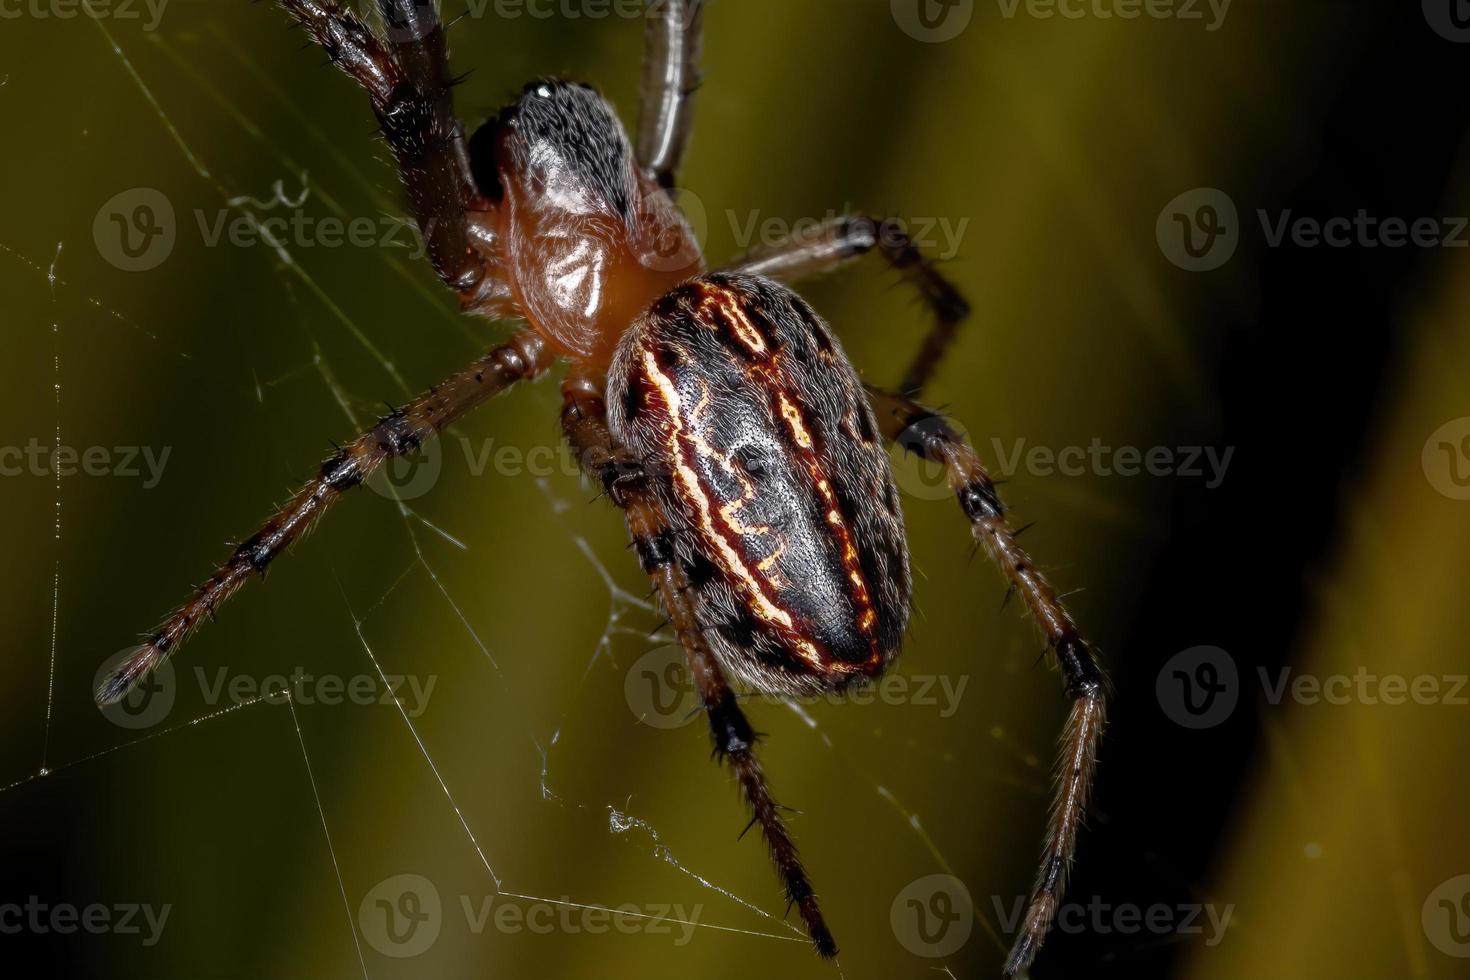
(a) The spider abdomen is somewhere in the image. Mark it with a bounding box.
[608,273,911,696]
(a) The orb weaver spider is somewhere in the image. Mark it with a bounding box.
[96,1,1106,972]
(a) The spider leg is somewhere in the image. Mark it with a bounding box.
[560,372,838,959]
[726,214,970,396]
[96,331,551,705]
[277,0,487,297]
[635,0,705,190]
[867,385,1106,977]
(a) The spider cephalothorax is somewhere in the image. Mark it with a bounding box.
[98,2,1105,972]
[465,79,706,359]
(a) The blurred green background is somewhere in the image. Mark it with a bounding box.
[3,1,1470,977]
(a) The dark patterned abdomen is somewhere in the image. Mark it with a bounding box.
[608,273,910,695]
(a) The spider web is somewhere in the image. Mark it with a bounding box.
[0,7,1132,978]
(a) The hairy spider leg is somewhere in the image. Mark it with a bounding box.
[96,332,551,704]
[733,212,1106,974]
[280,0,491,296]
[561,372,839,959]
[636,0,705,190]
[867,386,1108,977]
[727,213,970,396]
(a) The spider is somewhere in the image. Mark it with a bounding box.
[96,1,1106,972]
